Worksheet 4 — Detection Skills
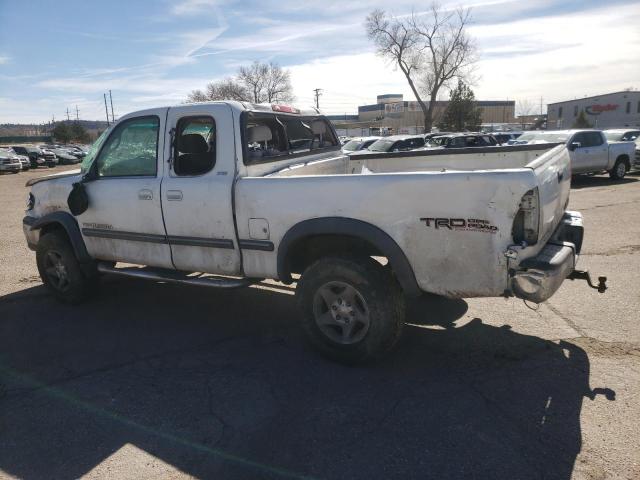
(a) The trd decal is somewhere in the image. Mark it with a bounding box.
[82,222,113,230]
[420,217,498,233]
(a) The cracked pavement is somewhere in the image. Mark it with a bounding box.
[1,167,639,479]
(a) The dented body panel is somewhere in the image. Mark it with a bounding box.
[23,101,577,301]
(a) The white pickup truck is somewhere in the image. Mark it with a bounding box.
[22,102,606,363]
[513,129,635,179]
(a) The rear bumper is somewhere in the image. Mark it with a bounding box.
[510,211,583,303]
[0,164,21,172]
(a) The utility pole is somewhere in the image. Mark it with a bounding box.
[313,88,322,109]
[109,90,115,123]
[540,96,543,116]
[104,93,110,126]
[75,105,80,121]
[66,108,70,121]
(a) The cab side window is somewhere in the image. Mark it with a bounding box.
[97,116,159,177]
[174,116,216,176]
[572,132,588,147]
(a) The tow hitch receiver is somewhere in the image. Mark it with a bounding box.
[568,270,608,293]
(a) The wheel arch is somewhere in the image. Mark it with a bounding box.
[30,212,92,263]
[616,154,630,169]
[277,217,421,297]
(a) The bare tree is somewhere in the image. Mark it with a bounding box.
[366,3,477,132]
[238,61,294,103]
[516,99,535,129]
[188,62,294,104]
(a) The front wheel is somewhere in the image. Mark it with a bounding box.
[296,256,405,364]
[609,159,627,180]
[36,232,96,304]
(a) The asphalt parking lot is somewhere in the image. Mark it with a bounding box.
[1,166,639,480]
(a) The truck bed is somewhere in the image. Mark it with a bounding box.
[236,143,571,298]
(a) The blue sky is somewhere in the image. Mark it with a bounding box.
[1,0,639,123]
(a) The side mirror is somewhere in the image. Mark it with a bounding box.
[67,182,89,216]
[568,142,581,151]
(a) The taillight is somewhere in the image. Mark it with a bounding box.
[512,188,540,245]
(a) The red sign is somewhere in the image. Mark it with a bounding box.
[585,104,618,115]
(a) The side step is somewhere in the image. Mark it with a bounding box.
[97,263,259,289]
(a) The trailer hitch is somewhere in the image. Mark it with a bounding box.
[568,270,607,293]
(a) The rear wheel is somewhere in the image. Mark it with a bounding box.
[36,232,96,304]
[609,159,627,180]
[296,255,405,364]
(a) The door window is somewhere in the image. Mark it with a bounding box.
[572,132,589,148]
[174,116,216,176]
[584,132,604,147]
[96,116,159,177]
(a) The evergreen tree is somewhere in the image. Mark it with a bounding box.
[70,121,90,143]
[438,79,483,131]
[572,110,592,129]
[52,122,72,143]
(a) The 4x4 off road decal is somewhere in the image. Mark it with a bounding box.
[420,217,498,233]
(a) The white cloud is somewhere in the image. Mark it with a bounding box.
[170,0,225,16]
[0,56,10,65]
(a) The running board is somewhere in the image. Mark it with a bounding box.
[97,263,258,289]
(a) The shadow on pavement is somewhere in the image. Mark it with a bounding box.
[0,278,613,479]
[571,174,638,189]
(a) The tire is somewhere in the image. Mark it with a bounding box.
[36,232,96,304]
[296,255,405,364]
[11,171,19,174]
[609,159,627,180]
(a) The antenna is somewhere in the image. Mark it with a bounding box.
[75,105,79,121]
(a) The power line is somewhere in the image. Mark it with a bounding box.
[313,88,323,109]
[109,90,115,123]
[103,93,110,126]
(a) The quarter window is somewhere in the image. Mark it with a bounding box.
[558,107,563,118]
[173,116,216,176]
[96,116,159,177]
[626,102,631,114]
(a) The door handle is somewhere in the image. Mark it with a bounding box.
[138,189,153,200]
[167,190,183,201]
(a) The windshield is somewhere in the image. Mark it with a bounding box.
[517,132,570,143]
[342,139,362,151]
[367,139,395,152]
[80,128,111,174]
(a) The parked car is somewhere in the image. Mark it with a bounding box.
[512,130,635,179]
[363,134,426,153]
[2,147,30,170]
[22,101,605,363]
[0,149,22,173]
[341,136,381,154]
[492,132,522,145]
[417,133,498,150]
[634,138,640,170]
[11,146,57,168]
[603,129,640,142]
[50,148,81,165]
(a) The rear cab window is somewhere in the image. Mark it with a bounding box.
[243,111,339,165]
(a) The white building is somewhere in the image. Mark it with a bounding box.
[547,90,640,129]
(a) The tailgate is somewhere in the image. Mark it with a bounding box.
[528,145,571,243]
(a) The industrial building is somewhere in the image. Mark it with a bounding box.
[327,94,516,136]
[547,90,640,129]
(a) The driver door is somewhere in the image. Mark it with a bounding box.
[77,110,173,268]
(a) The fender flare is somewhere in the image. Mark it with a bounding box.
[277,217,421,297]
[28,212,92,263]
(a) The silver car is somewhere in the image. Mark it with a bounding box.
[0,148,22,173]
